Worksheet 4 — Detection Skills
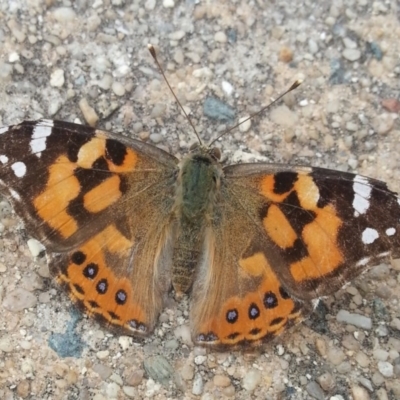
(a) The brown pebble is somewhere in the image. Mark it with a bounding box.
[279,46,293,63]
[213,374,231,388]
[125,369,144,387]
[16,380,30,398]
[382,98,400,113]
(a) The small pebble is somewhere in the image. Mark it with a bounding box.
[122,386,136,398]
[106,382,120,398]
[194,355,207,365]
[16,380,30,398]
[174,324,192,346]
[377,361,393,377]
[79,98,99,127]
[279,46,293,63]
[92,364,113,380]
[125,369,144,387]
[53,7,76,22]
[0,336,13,352]
[373,349,389,362]
[2,288,37,311]
[192,373,204,395]
[150,103,166,118]
[143,355,174,385]
[270,105,298,127]
[351,385,370,400]
[327,347,346,366]
[342,49,361,61]
[163,0,175,7]
[213,374,231,388]
[242,369,262,392]
[355,351,370,368]
[27,239,45,257]
[336,310,372,330]
[50,68,65,87]
[317,372,336,391]
[180,364,194,381]
[221,81,234,96]
[306,381,325,400]
[96,350,109,360]
[371,113,395,135]
[214,31,227,43]
[112,81,125,97]
[238,116,251,133]
[382,98,400,113]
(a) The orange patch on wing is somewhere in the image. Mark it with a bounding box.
[34,155,79,238]
[259,175,290,202]
[96,224,133,255]
[200,258,301,346]
[290,204,344,281]
[60,226,144,328]
[83,175,122,213]
[239,252,270,276]
[263,204,297,248]
[295,175,320,209]
[77,136,106,168]
[108,147,138,173]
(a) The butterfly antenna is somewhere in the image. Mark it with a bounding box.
[148,44,203,145]
[209,79,302,147]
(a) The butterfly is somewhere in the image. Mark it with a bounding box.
[0,118,399,350]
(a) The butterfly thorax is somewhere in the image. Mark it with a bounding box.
[172,148,223,295]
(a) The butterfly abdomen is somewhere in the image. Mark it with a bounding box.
[172,152,222,294]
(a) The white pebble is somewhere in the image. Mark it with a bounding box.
[118,336,131,350]
[238,116,251,133]
[52,7,76,22]
[222,81,234,96]
[342,49,361,61]
[163,0,175,7]
[336,310,372,330]
[27,239,45,257]
[112,81,125,97]
[194,355,207,365]
[242,369,262,391]
[214,31,227,43]
[0,336,13,352]
[2,288,37,311]
[377,361,393,377]
[96,350,110,359]
[50,68,65,87]
[343,37,358,49]
[174,324,192,346]
[192,373,204,395]
[9,52,19,63]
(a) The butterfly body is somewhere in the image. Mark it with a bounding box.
[1,119,400,349]
[172,148,221,293]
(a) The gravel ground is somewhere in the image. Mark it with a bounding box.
[0,1,400,399]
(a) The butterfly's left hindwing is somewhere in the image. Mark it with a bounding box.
[191,164,400,349]
[0,120,179,335]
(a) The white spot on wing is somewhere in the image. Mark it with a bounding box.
[11,161,27,178]
[0,127,8,135]
[9,188,21,200]
[356,256,370,266]
[0,155,8,164]
[362,227,379,244]
[30,121,54,157]
[385,227,396,236]
[353,175,372,216]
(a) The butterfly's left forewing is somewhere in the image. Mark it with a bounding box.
[191,163,400,349]
[0,120,179,335]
